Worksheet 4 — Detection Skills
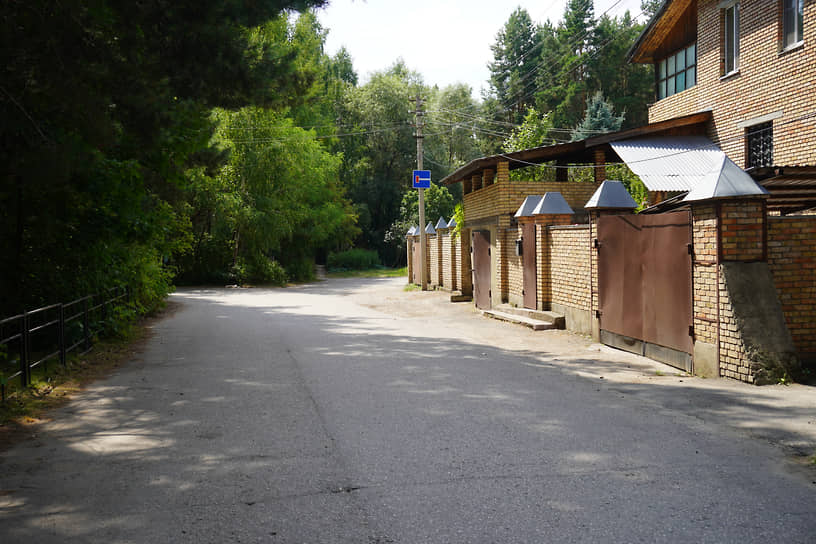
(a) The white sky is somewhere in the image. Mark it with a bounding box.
[316,0,645,99]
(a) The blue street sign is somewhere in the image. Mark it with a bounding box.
[412,170,431,189]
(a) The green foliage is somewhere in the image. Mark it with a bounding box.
[327,249,381,271]
[607,164,650,210]
[503,107,557,181]
[451,203,465,240]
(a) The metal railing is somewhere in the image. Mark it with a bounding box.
[0,287,129,402]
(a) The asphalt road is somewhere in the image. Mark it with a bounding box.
[1,277,815,543]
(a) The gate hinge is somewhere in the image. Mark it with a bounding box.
[595,310,602,318]
[687,243,694,256]
[688,325,694,337]
[593,238,601,249]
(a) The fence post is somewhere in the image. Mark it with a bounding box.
[21,313,29,387]
[59,303,66,367]
[83,297,91,351]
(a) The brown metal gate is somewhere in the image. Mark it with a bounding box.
[472,230,491,309]
[597,211,693,370]
[522,223,537,309]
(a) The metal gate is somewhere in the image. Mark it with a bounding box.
[472,230,491,309]
[522,223,537,309]
[597,211,693,371]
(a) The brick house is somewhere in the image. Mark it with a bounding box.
[410,0,815,383]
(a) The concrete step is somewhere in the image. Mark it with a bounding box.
[481,309,558,331]
[494,304,566,329]
[450,291,472,303]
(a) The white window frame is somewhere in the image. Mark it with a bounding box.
[723,2,740,76]
[782,0,805,50]
[657,43,697,100]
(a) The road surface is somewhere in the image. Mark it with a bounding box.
[1,277,815,543]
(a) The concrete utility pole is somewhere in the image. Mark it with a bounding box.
[413,94,428,290]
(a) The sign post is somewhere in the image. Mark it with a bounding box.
[413,170,430,290]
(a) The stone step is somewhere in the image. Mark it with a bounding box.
[494,305,566,329]
[481,309,558,331]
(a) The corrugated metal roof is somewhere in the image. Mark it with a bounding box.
[683,155,770,202]
[435,217,448,229]
[611,136,723,191]
[585,180,638,209]
[514,195,543,218]
[532,192,573,215]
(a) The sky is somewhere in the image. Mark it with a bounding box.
[316,0,645,99]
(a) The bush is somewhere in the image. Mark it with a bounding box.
[327,249,380,270]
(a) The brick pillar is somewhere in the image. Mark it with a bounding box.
[691,203,719,377]
[483,169,495,187]
[594,148,606,184]
[535,214,573,310]
[497,161,509,184]
[463,177,473,194]
[496,215,511,304]
[436,229,445,286]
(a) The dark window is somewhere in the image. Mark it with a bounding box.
[783,0,804,49]
[657,43,696,100]
[747,122,773,168]
[723,3,739,74]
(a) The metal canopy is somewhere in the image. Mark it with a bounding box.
[683,154,769,202]
[407,226,417,236]
[424,222,436,235]
[611,136,724,191]
[751,166,816,214]
[532,192,573,215]
[585,180,638,209]
[435,217,448,229]
[514,195,543,218]
[446,216,457,228]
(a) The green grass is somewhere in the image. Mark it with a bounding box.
[327,266,407,279]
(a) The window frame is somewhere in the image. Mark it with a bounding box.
[723,2,740,76]
[782,0,805,50]
[656,43,697,100]
[746,121,774,169]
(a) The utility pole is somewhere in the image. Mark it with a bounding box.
[412,94,428,290]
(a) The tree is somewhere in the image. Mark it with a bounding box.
[503,107,556,181]
[0,0,328,314]
[572,91,625,141]
[384,182,456,267]
[336,61,425,264]
[486,8,543,124]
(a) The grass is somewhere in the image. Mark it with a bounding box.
[327,266,407,279]
[403,283,421,291]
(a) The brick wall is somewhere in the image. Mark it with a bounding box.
[720,201,765,261]
[648,0,816,168]
[441,231,453,290]
[768,215,816,355]
[549,226,592,312]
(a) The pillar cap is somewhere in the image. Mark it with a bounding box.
[435,216,449,229]
[425,222,436,234]
[532,192,574,215]
[584,180,637,209]
[514,195,543,217]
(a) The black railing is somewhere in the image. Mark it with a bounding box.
[0,287,129,402]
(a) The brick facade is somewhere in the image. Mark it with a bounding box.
[768,215,816,356]
[648,0,816,169]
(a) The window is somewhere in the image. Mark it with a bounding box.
[657,43,696,100]
[782,0,804,49]
[747,122,773,168]
[723,3,739,75]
